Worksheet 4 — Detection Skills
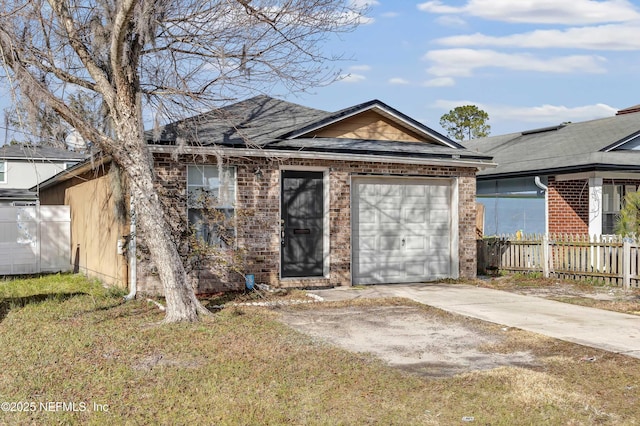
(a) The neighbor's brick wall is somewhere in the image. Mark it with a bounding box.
[547,177,640,235]
[136,153,478,295]
[548,177,589,234]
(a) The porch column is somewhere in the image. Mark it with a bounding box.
[588,177,603,237]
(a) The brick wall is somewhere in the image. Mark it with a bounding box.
[137,153,478,295]
[547,177,640,235]
[548,177,589,234]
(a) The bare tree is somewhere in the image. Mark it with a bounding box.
[0,0,363,322]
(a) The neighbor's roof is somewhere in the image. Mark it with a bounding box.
[0,145,86,161]
[473,111,640,178]
[0,188,38,201]
[148,95,492,163]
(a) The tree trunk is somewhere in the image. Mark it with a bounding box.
[109,103,210,322]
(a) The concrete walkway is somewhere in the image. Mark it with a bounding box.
[307,283,640,359]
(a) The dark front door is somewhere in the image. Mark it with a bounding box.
[281,171,324,277]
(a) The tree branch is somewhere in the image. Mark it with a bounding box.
[47,0,116,106]
[110,0,137,91]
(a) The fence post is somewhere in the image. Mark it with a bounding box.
[623,239,631,289]
[542,234,550,278]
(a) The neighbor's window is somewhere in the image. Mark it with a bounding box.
[0,161,5,183]
[602,184,638,234]
[187,165,236,247]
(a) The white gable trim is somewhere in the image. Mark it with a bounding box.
[285,103,460,149]
[603,132,640,152]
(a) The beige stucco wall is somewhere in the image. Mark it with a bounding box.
[312,111,426,142]
[65,174,128,288]
[40,166,128,289]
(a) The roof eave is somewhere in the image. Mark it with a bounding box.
[148,145,496,170]
[478,163,640,180]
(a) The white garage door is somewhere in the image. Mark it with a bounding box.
[352,177,457,285]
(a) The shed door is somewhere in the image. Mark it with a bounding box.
[281,171,324,277]
[352,177,453,285]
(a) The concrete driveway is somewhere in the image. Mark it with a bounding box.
[307,283,640,359]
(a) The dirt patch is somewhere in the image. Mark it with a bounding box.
[279,305,537,378]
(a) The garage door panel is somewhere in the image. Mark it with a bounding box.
[379,185,401,197]
[358,208,377,224]
[405,185,428,197]
[380,209,401,223]
[404,207,427,223]
[404,236,425,251]
[353,178,454,285]
[405,261,428,279]
[379,236,402,251]
[429,209,450,224]
[429,260,451,276]
[429,235,450,249]
[355,236,377,251]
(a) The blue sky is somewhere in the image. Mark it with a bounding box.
[282,0,640,137]
[2,0,639,143]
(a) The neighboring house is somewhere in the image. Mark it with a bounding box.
[0,144,86,206]
[38,95,494,294]
[474,105,640,236]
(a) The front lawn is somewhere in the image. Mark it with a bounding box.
[1,274,640,424]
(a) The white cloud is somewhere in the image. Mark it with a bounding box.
[424,49,607,77]
[339,65,371,82]
[381,11,400,18]
[350,0,380,7]
[340,73,367,83]
[490,103,618,124]
[435,15,468,28]
[423,77,456,87]
[417,0,640,25]
[389,77,410,85]
[433,100,618,125]
[436,23,640,51]
[349,64,372,72]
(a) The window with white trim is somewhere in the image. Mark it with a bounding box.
[187,165,236,247]
[0,161,5,183]
[602,184,638,234]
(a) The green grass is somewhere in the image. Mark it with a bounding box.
[2,274,640,424]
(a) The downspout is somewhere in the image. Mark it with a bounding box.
[534,176,549,235]
[124,196,137,301]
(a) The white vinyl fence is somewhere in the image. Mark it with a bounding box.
[0,206,71,275]
[478,234,640,288]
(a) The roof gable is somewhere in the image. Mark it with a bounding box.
[299,110,429,143]
[601,129,640,151]
[281,100,462,149]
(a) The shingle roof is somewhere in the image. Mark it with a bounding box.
[149,95,332,146]
[148,95,492,163]
[473,111,640,178]
[0,145,86,161]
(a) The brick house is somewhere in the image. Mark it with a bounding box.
[38,96,494,295]
[475,105,640,236]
